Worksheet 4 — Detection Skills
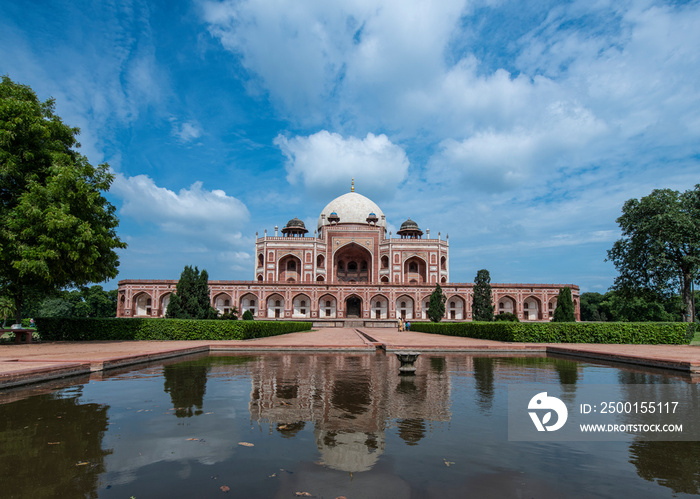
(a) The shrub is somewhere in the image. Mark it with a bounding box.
[410,321,695,344]
[472,269,494,321]
[552,286,576,322]
[35,317,311,341]
[242,310,254,321]
[494,312,519,322]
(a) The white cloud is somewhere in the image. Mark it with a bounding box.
[199,0,468,125]
[112,174,249,237]
[171,119,204,142]
[274,130,409,199]
[426,100,607,192]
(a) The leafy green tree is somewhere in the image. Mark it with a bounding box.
[242,309,254,320]
[580,292,607,321]
[552,286,576,322]
[37,297,75,318]
[601,289,676,322]
[472,269,494,321]
[166,266,217,319]
[0,76,125,323]
[81,285,117,317]
[427,284,447,322]
[0,295,15,327]
[31,286,116,318]
[607,185,700,322]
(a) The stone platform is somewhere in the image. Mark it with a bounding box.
[1,328,698,389]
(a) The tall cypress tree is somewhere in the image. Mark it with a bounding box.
[472,269,494,321]
[552,286,576,322]
[166,266,217,319]
[428,284,447,322]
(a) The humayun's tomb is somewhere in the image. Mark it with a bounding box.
[117,184,580,324]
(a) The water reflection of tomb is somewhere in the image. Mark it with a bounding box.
[246,353,452,471]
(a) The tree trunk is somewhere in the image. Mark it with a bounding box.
[682,271,695,323]
[13,287,23,326]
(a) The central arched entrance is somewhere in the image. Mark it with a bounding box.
[345,296,362,318]
[334,243,372,283]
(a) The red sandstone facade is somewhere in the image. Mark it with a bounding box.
[117,189,580,322]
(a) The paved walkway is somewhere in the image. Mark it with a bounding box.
[1,327,698,389]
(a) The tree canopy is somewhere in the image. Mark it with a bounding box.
[552,286,576,322]
[32,286,118,318]
[607,185,700,322]
[428,284,447,322]
[0,76,125,322]
[166,265,218,319]
[472,269,494,321]
[579,290,686,322]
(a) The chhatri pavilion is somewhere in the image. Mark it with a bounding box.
[117,183,580,324]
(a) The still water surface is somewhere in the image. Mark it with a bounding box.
[1,352,699,498]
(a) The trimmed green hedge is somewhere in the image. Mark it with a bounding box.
[410,321,696,344]
[35,317,312,341]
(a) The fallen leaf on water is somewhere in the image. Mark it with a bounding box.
[76,462,89,466]
[238,442,254,447]
[220,485,230,492]
[47,442,61,445]
[268,473,277,478]
[294,493,312,497]
[278,425,289,430]
[186,438,199,441]
[443,458,455,467]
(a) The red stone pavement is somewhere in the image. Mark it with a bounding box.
[1,327,698,389]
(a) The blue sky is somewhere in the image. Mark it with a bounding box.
[2,0,698,292]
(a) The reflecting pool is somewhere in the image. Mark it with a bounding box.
[1,353,699,498]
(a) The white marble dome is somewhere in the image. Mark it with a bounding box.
[317,192,387,230]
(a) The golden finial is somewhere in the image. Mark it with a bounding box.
[351,178,355,192]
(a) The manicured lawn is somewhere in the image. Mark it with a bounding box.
[691,328,700,345]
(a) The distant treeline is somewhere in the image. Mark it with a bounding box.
[580,290,700,322]
[22,286,117,319]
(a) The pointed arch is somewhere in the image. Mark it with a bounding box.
[497,295,516,316]
[132,292,152,317]
[333,242,373,283]
[292,293,311,318]
[370,294,389,319]
[403,255,427,283]
[396,294,414,320]
[278,253,302,282]
[318,294,337,318]
[523,296,542,321]
[240,293,259,317]
[266,293,285,318]
[548,296,558,319]
[213,292,232,315]
[159,292,171,317]
[345,293,363,318]
[446,295,465,320]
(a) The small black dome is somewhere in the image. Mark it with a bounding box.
[285,217,306,229]
[399,218,420,231]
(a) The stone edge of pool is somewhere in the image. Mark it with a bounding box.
[0,327,698,389]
